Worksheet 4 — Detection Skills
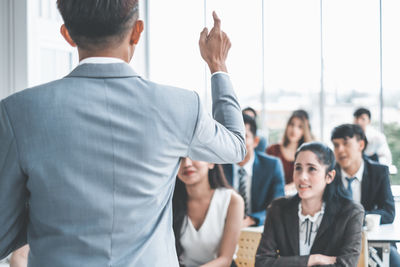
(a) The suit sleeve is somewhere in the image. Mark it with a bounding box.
[366,166,395,224]
[0,101,29,260]
[250,160,285,226]
[255,204,309,267]
[187,73,246,163]
[325,205,365,267]
[270,160,285,201]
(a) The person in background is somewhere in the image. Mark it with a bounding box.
[173,158,243,267]
[223,114,285,227]
[256,142,364,266]
[353,107,392,166]
[266,111,313,194]
[242,107,268,152]
[331,124,399,267]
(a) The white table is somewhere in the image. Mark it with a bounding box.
[366,224,400,267]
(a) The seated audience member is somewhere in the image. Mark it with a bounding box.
[242,107,268,152]
[331,124,399,267]
[256,142,364,267]
[223,114,285,227]
[173,158,243,267]
[266,110,313,194]
[353,107,392,166]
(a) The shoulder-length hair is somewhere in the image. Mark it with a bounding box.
[282,112,313,148]
[172,163,230,263]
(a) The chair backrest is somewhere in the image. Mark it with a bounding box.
[357,231,368,267]
[235,230,262,267]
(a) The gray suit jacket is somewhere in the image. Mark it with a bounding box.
[0,63,246,267]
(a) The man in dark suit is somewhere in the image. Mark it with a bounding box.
[224,114,285,227]
[331,124,399,267]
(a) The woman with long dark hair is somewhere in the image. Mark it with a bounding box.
[173,158,243,267]
[256,142,364,266]
[266,110,313,194]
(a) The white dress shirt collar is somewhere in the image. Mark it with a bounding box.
[79,57,125,65]
[341,160,364,183]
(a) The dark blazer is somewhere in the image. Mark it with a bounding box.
[334,157,395,224]
[223,151,285,225]
[255,196,365,267]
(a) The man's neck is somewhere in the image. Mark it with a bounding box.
[343,157,363,177]
[78,48,132,63]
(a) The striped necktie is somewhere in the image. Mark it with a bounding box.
[345,177,356,199]
[238,167,249,216]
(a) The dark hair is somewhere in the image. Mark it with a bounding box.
[57,0,139,50]
[294,142,352,221]
[282,112,312,147]
[292,109,310,121]
[330,124,368,151]
[243,107,257,118]
[353,107,371,119]
[172,163,230,262]
[243,114,257,137]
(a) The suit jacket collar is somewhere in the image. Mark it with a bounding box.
[283,196,300,254]
[361,159,370,206]
[66,63,140,79]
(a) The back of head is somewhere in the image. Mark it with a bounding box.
[57,0,139,50]
[353,107,371,119]
[330,123,368,149]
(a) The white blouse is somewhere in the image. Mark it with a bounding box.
[298,202,325,256]
[180,188,232,267]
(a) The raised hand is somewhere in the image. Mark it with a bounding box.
[199,11,231,73]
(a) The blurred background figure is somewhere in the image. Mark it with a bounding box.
[242,107,268,152]
[266,110,313,195]
[173,158,243,267]
[353,107,392,166]
[223,114,285,227]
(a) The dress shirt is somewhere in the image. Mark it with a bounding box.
[79,58,230,78]
[364,126,392,166]
[233,154,254,212]
[298,202,325,256]
[341,160,364,203]
[79,57,125,65]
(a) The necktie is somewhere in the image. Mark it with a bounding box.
[238,167,249,216]
[345,177,356,198]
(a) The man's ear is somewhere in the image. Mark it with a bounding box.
[130,20,144,45]
[359,139,366,152]
[253,136,260,149]
[60,24,77,47]
[326,169,336,184]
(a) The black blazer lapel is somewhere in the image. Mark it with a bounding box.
[283,197,300,255]
[361,160,370,207]
[311,211,333,253]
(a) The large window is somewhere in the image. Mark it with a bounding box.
[23,0,400,184]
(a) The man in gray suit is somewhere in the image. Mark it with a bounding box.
[0,0,246,266]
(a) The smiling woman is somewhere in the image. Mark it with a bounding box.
[256,142,365,267]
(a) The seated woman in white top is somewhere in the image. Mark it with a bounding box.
[173,158,244,267]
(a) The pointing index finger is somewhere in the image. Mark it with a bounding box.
[212,11,221,31]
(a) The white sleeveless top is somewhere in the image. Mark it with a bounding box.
[180,188,233,267]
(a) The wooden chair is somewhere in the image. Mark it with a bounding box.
[357,231,368,267]
[235,229,262,267]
